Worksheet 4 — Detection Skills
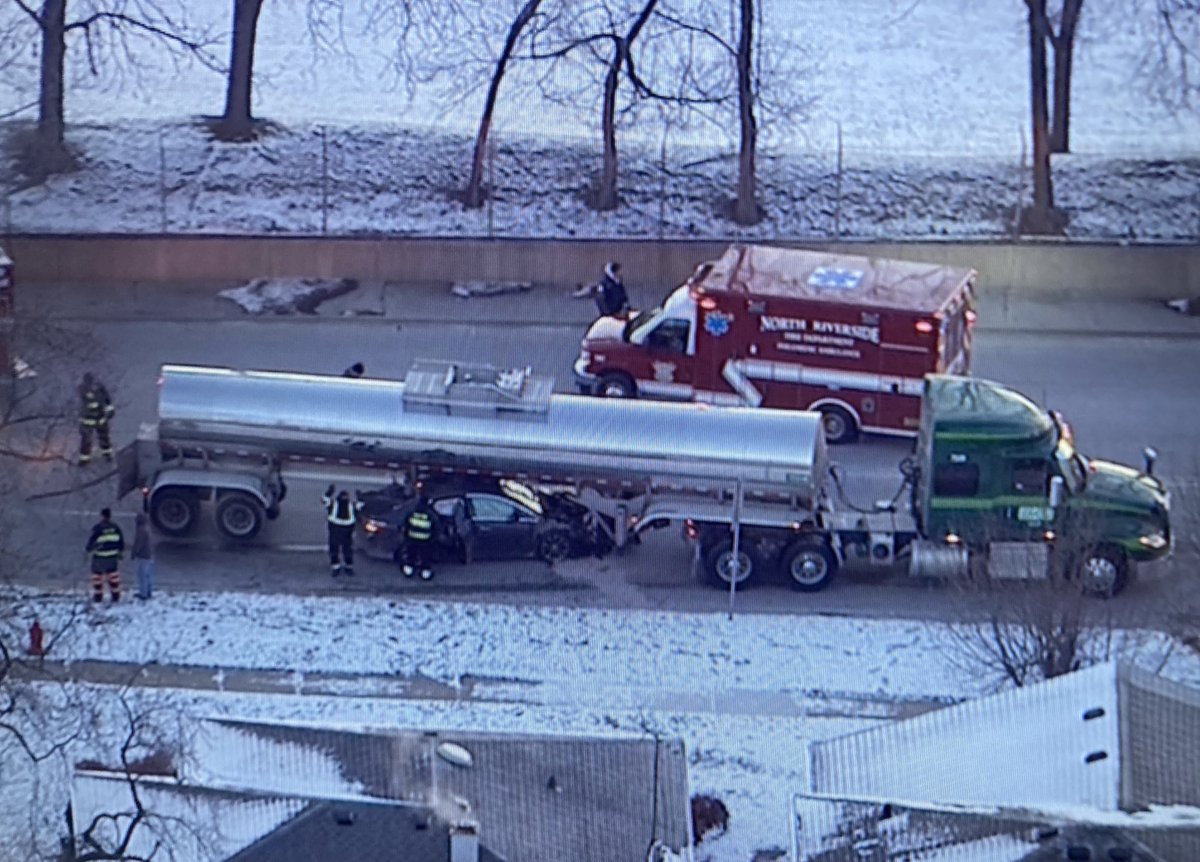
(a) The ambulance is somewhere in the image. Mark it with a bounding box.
[573,244,977,443]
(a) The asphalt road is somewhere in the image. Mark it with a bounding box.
[7,287,1200,625]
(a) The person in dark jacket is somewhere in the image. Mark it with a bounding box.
[78,372,116,465]
[324,485,363,577]
[131,512,155,600]
[452,497,477,565]
[85,508,124,603]
[597,261,629,317]
[402,493,436,580]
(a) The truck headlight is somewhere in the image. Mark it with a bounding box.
[1138,532,1168,550]
[364,519,387,535]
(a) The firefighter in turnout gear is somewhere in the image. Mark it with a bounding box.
[402,493,436,580]
[85,507,124,603]
[323,485,363,577]
[78,372,116,465]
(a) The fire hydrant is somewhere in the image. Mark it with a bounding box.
[27,619,45,657]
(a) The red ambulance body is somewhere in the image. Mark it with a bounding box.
[573,244,977,443]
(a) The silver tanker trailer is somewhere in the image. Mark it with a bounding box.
[118,359,1170,596]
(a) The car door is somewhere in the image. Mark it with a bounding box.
[466,494,538,559]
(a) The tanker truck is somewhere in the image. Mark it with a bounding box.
[117,360,1171,597]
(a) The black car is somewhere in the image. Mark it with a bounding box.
[356,477,609,566]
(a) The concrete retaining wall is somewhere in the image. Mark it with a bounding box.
[2,235,1197,299]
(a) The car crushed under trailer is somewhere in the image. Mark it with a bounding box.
[118,360,1171,597]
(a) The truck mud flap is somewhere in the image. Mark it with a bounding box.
[116,442,140,498]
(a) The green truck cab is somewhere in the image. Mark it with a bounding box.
[913,375,1171,595]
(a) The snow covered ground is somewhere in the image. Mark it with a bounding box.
[2,0,1198,240]
[2,588,1199,861]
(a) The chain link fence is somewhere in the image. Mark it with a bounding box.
[2,120,1198,242]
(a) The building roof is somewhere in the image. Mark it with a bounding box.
[188,718,691,862]
[797,661,1200,861]
[688,244,976,314]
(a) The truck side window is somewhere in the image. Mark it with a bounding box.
[1011,459,1048,494]
[646,319,690,354]
[933,462,980,497]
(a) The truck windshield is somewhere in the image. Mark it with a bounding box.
[622,309,659,342]
[1054,436,1087,494]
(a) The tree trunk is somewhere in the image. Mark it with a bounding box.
[463,0,542,209]
[1048,0,1083,154]
[593,0,657,212]
[218,0,265,140]
[595,48,622,211]
[733,0,760,225]
[37,0,68,156]
[1022,0,1062,234]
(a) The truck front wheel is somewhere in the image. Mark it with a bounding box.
[818,406,859,445]
[215,491,266,541]
[149,488,200,537]
[781,539,838,592]
[597,372,636,398]
[704,538,760,589]
[1076,545,1129,598]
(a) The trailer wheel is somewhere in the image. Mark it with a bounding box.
[149,487,200,537]
[1075,545,1129,598]
[782,539,838,592]
[704,539,760,589]
[818,406,858,445]
[215,491,265,540]
[536,529,572,564]
[597,372,636,398]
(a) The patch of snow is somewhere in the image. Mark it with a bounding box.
[451,281,533,299]
[218,277,357,315]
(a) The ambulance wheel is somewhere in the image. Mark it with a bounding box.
[704,538,760,589]
[149,487,200,537]
[597,372,636,398]
[215,491,265,540]
[781,539,838,592]
[818,406,859,445]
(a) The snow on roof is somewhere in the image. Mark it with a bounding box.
[70,772,307,861]
[808,661,1200,826]
[689,244,976,314]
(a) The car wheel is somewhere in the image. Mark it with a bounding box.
[818,406,859,445]
[703,538,759,589]
[597,372,636,398]
[536,529,572,564]
[781,539,838,592]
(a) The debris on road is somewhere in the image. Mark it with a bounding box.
[220,277,359,315]
[1166,297,1199,316]
[451,281,532,299]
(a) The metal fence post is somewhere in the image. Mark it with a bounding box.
[834,123,843,239]
[158,130,168,233]
[321,125,329,236]
[487,136,496,238]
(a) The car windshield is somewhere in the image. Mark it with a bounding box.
[622,308,659,342]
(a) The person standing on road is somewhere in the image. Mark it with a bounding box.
[324,485,362,577]
[598,261,629,317]
[77,372,116,466]
[452,497,477,565]
[402,492,436,580]
[131,512,155,600]
[85,507,124,604]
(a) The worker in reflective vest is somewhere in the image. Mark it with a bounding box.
[85,507,124,604]
[323,485,363,577]
[402,494,436,581]
[78,372,116,466]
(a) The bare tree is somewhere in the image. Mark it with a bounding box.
[464,0,544,208]
[1139,0,1200,110]
[6,0,219,177]
[732,0,759,224]
[1019,0,1068,234]
[1047,0,1084,153]
[212,0,267,141]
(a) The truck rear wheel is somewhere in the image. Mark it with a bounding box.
[597,372,636,398]
[215,491,265,540]
[781,539,838,592]
[818,406,859,445]
[704,538,760,589]
[149,487,200,537]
